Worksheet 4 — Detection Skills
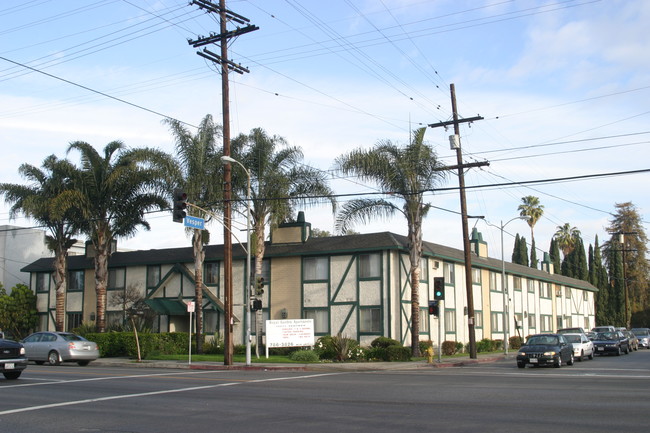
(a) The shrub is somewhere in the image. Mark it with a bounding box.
[386,345,411,361]
[455,342,464,353]
[330,334,358,362]
[370,336,401,349]
[289,350,319,362]
[441,340,457,356]
[419,340,433,355]
[509,335,523,350]
[476,338,502,352]
[315,335,338,360]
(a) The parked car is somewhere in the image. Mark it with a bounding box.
[21,332,99,366]
[0,335,28,379]
[516,333,574,368]
[558,327,587,336]
[623,330,639,351]
[585,331,597,341]
[592,326,616,333]
[592,331,629,356]
[563,333,595,361]
[631,328,650,349]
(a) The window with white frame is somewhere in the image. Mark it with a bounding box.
[359,253,381,279]
[472,268,481,284]
[474,310,483,329]
[565,287,572,299]
[528,313,536,329]
[514,313,523,330]
[540,314,553,332]
[360,307,381,333]
[491,312,504,332]
[540,282,551,298]
[513,276,522,291]
[445,309,456,334]
[443,262,455,285]
[304,309,328,334]
[303,257,328,281]
[527,279,535,293]
[418,308,429,333]
[419,257,428,281]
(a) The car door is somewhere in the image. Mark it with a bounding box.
[559,335,571,361]
[23,333,45,360]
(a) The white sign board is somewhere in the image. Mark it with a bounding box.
[265,319,314,357]
[186,301,195,313]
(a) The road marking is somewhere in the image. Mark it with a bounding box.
[0,372,345,415]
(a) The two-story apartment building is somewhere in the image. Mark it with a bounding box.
[22,213,596,347]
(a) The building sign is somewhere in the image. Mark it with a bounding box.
[265,319,314,356]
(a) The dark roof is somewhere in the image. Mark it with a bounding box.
[21,231,597,292]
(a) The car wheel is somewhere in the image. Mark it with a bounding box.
[48,350,61,366]
[617,346,622,356]
[624,345,629,354]
[578,350,584,362]
[588,350,594,360]
[567,353,574,366]
[554,356,562,368]
[77,361,90,366]
[3,371,21,380]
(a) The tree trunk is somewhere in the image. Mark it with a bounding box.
[94,239,109,333]
[254,223,266,357]
[408,209,423,358]
[53,246,67,332]
[193,229,204,354]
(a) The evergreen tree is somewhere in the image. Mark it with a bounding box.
[549,238,561,274]
[591,236,611,325]
[606,248,626,327]
[511,234,522,264]
[530,238,538,269]
[519,236,529,267]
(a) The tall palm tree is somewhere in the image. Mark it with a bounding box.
[231,127,336,352]
[59,141,175,332]
[518,196,544,268]
[164,114,222,354]
[0,155,81,331]
[554,223,581,257]
[334,127,446,357]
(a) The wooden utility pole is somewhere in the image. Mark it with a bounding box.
[188,0,258,365]
[428,83,486,359]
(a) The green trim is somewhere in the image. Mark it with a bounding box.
[337,304,356,335]
[331,256,355,302]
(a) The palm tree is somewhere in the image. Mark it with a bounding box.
[554,223,581,257]
[518,196,544,268]
[334,127,446,357]
[60,141,175,332]
[0,155,81,332]
[231,127,336,352]
[164,114,222,354]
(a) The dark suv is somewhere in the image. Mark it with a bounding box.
[0,335,28,379]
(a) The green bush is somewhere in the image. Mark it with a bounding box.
[86,332,193,359]
[476,338,502,352]
[509,336,523,350]
[386,345,411,361]
[419,340,433,355]
[289,350,319,362]
[315,335,338,360]
[441,340,457,356]
[370,336,401,349]
[455,342,464,353]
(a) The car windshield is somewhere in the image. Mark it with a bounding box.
[597,332,617,341]
[564,335,582,343]
[60,333,85,341]
[632,329,649,336]
[527,336,558,345]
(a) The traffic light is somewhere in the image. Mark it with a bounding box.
[252,299,263,311]
[255,275,264,296]
[428,300,439,316]
[172,189,187,223]
[433,277,445,301]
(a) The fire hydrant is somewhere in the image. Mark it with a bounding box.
[425,346,434,364]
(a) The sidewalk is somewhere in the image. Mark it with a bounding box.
[91,353,512,372]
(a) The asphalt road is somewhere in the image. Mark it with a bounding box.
[2,349,649,433]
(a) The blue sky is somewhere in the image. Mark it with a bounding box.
[1,0,649,261]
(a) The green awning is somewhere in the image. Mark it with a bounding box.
[144,299,188,315]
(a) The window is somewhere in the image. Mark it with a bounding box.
[565,287,572,299]
[360,307,381,333]
[491,312,504,333]
[68,270,84,292]
[513,276,522,291]
[528,313,536,329]
[204,262,219,285]
[419,257,428,281]
[489,272,500,292]
[540,315,553,332]
[419,308,429,333]
[445,309,456,334]
[514,313,523,330]
[443,262,455,285]
[475,311,483,329]
[304,257,328,281]
[108,268,125,290]
[584,317,590,329]
[540,282,551,298]
[35,273,50,293]
[583,290,588,301]
[147,265,161,289]
[67,312,82,331]
[471,268,481,284]
[359,253,380,279]
[106,311,124,328]
[527,279,535,293]
[304,309,328,334]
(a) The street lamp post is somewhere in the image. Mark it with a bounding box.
[221,155,252,366]
[500,216,529,355]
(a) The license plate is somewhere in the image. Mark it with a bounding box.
[529,358,538,363]
[5,363,14,369]
[598,347,604,351]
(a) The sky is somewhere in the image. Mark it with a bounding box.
[1,0,649,264]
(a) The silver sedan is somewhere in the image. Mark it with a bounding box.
[563,333,595,361]
[22,332,99,366]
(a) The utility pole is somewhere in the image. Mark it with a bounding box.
[428,83,486,359]
[188,0,258,366]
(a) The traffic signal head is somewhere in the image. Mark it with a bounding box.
[433,277,445,301]
[255,275,264,295]
[172,189,187,223]
[252,299,263,311]
[428,300,439,316]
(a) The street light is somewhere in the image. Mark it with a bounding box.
[500,216,529,355]
[221,155,252,366]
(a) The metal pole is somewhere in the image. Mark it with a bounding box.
[501,220,507,355]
